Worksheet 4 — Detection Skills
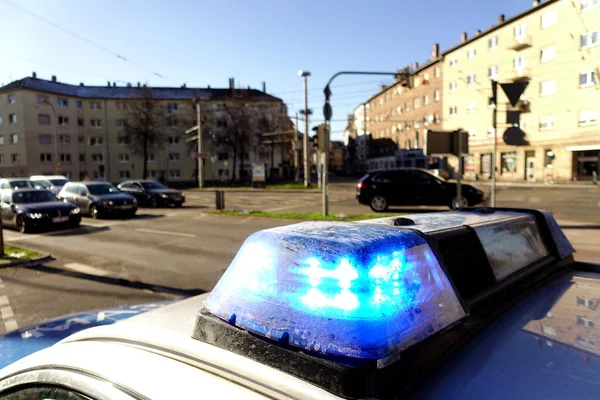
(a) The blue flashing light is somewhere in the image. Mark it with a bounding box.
[204,222,466,360]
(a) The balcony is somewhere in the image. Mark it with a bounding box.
[507,35,533,51]
[509,67,531,82]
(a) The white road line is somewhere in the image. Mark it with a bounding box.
[1,306,14,319]
[0,295,9,307]
[63,262,108,276]
[0,279,17,332]
[134,228,196,238]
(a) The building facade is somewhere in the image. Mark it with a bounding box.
[442,0,600,182]
[0,75,289,185]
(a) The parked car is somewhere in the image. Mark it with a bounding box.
[0,178,37,191]
[0,189,81,233]
[356,168,484,212]
[58,182,137,219]
[30,175,71,195]
[118,180,185,207]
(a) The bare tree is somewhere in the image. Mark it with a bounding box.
[123,87,167,179]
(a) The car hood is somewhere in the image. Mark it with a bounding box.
[0,302,171,369]
[147,188,181,195]
[91,193,135,202]
[443,181,482,192]
[16,201,77,213]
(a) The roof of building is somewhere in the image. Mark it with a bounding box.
[0,77,283,102]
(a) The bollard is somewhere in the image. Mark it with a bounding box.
[215,190,225,210]
[593,171,598,185]
[220,190,225,209]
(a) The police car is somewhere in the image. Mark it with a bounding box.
[0,208,594,399]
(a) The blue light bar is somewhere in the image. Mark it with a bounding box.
[204,222,466,360]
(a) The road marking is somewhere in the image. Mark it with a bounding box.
[0,279,17,332]
[63,262,108,276]
[134,228,196,238]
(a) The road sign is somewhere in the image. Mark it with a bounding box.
[192,152,209,159]
[185,125,199,134]
[503,126,529,146]
[500,81,529,107]
[424,129,468,156]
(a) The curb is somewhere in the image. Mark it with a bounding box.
[0,254,54,268]
[186,189,321,194]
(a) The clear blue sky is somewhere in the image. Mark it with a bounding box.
[0,0,531,140]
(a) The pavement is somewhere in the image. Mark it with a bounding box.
[0,183,597,335]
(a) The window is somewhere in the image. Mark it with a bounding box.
[169,169,181,179]
[90,119,102,128]
[501,152,517,175]
[60,153,72,163]
[148,153,156,162]
[434,67,440,77]
[488,65,499,79]
[539,116,556,131]
[579,109,598,126]
[93,171,105,180]
[581,0,599,11]
[119,170,131,179]
[167,103,179,113]
[58,116,69,126]
[78,135,84,144]
[119,153,130,163]
[545,149,554,167]
[434,113,440,123]
[76,100,82,109]
[488,35,499,50]
[79,153,85,162]
[57,98,68,107]
[397,105,403,114]
[405,102,411,111]
[541,9,558,28]
[37,95,49,105]
[577,296,596,309]
[514,55,526,69]
[169,153,180,162]
[77,118,84,127]
[38,114,50,125]
[0,116,2,126]
[467,100,477,114]
[116,102,127,111]
[449,105,458,116]
[424,72,430,80]
[467,48,477,59]
[9,114,16,124]
[59,135,70,145]
[413,97,420,108]
[40,153,52,163]
[168,136,180,145]
[541,325,557,336]
[118,136,129,146]
[540,46,556,63]
[449,56,458,67]
[540,80,556,96]
[11,153,19,164]
[7,94,15,104]
[577,316,595,328]
[414,119,420,128]
[434,90,440,101]
[90,101,102,110]
[514,23,527,39]
[0,154,4,164]
[10,134,18,144]
[116,119,126,128]
[423,95,429,105]
[577,336,596,349]
[449,81,458,91]
[168,118,178,128]
[581,31,599,49]
[92,153,104,163]
[89,136,103,146]
[0,136,5,145]
[467,74,477,86]
[580,71,596,87]
[148,170,157,179]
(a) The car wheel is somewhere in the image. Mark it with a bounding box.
[149,198,158,208]
[90,205,100,219]
[16,215,28,234]
[369,196,388,212]
[451,196,469,209]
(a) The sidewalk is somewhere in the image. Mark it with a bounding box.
[466,180,599,189]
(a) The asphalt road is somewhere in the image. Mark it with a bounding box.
[0,184,597,335]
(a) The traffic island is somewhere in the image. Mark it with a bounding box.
[0,245,53,268]
[205,210,384,222]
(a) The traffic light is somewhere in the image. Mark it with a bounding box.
[317,124,328,151]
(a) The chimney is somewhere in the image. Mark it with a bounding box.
[476,29,482,36]
[127,82,132,87]
[461,32,468,42]
[229,78,234,90]
[533,0,540,6]
[413,62,419,71]
[51,75,57,82]
[112,82,116,87]
[107,81,111,87]
[207,85,211,89]
[431,43,440,59]
[247,85,251,90]
[262,81,266,92]
[79,82,84,86]
[499,14,505,23]
[137,82,141,87]
[181,83,186,88]
[32,72,37,79]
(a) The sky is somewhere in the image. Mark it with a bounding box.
[0,0,534,140]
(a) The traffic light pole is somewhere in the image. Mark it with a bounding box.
[196,101,204,188]
[491,80,498,207]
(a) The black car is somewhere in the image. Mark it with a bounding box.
[0,189,81,233]
[118,180,185,208]
[356,168,484,212]
[0,178,38,190]
[58,182,137,219]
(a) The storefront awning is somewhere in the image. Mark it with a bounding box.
[566,145,600,152]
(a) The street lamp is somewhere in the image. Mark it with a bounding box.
[298,70,311,187]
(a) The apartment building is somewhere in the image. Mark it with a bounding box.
[0,74,288,184]
[442,0,600,182]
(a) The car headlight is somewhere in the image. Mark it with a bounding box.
[132,198,137,205]
[71,207,81,215]
[102,200,114,206]
[27,212,43,219]
[160,193,168,199]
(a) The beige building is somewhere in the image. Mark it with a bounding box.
[442,0,600,182]
[0,74,289,185]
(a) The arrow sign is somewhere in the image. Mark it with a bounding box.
[185,125,199,134]
[500,81,529,107]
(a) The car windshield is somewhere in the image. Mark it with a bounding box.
[48,179,69,186]
[12,190,58,204]
[33,180,52,188]
[87,184,120,195]
[140,182,166,190]
[8,180,36,189]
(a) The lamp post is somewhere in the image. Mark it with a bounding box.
[298,70,311,187]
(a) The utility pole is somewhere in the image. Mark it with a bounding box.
[196,100,204,188]
[490,80,498,207]
[456,129,463,209]
[294,112,300,182]
[322,125,329,216]
[299,70,311,187]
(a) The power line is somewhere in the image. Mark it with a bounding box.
[0,0,172,83]
[274,79,393,95]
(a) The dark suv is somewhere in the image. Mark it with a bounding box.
[356,168,484,212]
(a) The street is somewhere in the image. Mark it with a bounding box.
[0,183,598,335]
